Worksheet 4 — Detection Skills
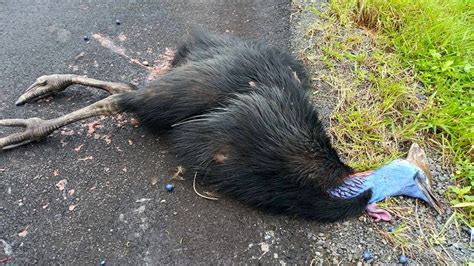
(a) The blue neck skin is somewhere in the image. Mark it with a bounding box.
[329,159,429,204]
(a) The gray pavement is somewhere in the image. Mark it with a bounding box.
[0,0,323,264]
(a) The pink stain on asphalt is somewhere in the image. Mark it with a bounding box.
[92,33,175,81]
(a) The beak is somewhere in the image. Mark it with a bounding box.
[407,143,444,214]
[415,177,444,214]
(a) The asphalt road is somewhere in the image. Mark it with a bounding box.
[0,1,325,264]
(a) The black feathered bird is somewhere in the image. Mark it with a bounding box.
[0,32,443,222]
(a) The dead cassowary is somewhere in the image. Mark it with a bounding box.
[0,32,443,222]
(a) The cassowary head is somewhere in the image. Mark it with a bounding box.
[401,143,443,213]
[330,143,444,221]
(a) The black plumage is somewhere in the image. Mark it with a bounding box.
[119,32,372,222]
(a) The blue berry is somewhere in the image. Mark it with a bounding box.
[399,255,408,264]
[362,251,372,261]
[165,183,174,192]
[388,226,395,233]
[115,19,121,25]
[83,35,89,41]
[99,260,106,266]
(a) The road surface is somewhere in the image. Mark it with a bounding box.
[0,0,324,264]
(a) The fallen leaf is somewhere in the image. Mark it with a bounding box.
[136,198,151,203]
[122,167,127,172]
[68,189,75,196]
[42,203,49,209]
[78,156,93,161]
[56,179,67,191]
[18,226,30,237]
[74,52,85,60]
[53,169,59,176]
[74,144,84,152]
[69,204,77,211]
[103,135,112,144]
[171,166,185,180]
[128,139,133,145]
[149,176,159,186]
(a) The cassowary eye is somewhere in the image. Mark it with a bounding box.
[414,169,433,188]
[413,170,425,182]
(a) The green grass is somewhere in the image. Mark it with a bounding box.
[323,0,474,224]
[303,4,425,169]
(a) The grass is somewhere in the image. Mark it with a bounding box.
[301,6,425,169]
[300,0,473,224]
[302,4,425,172]
[294,1,473,260]
[327,0,473,224]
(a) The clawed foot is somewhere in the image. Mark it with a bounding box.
[0,118,53,150]
[15,74,73,106]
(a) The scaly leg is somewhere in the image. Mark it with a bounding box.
[15,74,137,106]
[1,92,134,150]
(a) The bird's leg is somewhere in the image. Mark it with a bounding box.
[0,92,132,150]
[15,74,137,106]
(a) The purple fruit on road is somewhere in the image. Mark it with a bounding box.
[165,183,174,192]
[362,251,372,261]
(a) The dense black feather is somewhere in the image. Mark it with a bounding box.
[119,32,371,221]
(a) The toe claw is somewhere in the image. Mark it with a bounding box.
[2,139,34,150]
[15,75,72,105]
[15,96,28,106]
[0,117,49,150]
[15,86,50,106]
